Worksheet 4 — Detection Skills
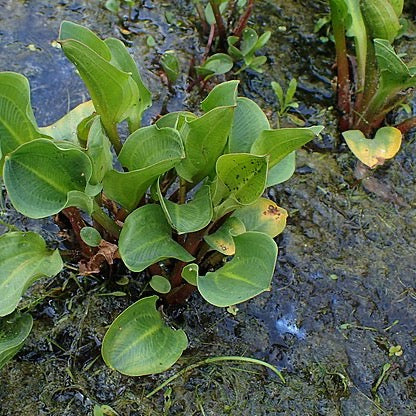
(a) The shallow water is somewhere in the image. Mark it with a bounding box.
[1,1,416,415]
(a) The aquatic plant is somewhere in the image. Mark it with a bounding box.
[329,0,416,168]
[0,21,323,376]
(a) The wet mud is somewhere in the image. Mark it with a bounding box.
[0,1,415,415]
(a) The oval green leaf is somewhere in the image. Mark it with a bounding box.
[4,139,92,218]
[102,296,188,376]
[149,275,171,294]
[0,312,33,370]
[197,232,277,307]
[201,80,239,112]
[119,204,194,272]
[0,232,63,316]
[80,227,102,247]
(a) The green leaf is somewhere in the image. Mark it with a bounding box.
[176,106,235,183]
[204,217,246,255]
[158,183,213,234]
[228,97,270,153]
[102,296,188,376]
[39,101,95,144]
[232,198,288,238]
[195,54,234,80]
[4,139,93,218]
[266,151,296,186]
[240,28,259,56]
[215,153,268,206]
[105,0,120,13]
[343,126,402,168]
[271,81,285,109]
[0,313,33,370]
[374,38,415,90]
[59,22,139,138]
[255,31,271,50]
[161,50,180,83]
[201,80,239,113]
[86,116,113,185]
[286,78,298,104]
[181,263,199,285]
[0,232,63,316]
[197,232,277,307]
[0,72,43,161]
[104,37,152,128]
[119,205,194,272]
[251,126,323,169]
[155,111,197,129]
[80,227,102,247]
[103,125,184,211]
[149,275,171,294]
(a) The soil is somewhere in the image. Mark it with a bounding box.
[0,1,415,415]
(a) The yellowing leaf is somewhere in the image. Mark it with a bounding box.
[343,127,402,168]
[232,198,288,238]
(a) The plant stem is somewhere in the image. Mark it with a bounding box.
[209,0,227,47]
[233,0,254,37]
[396,116,416,134]
[92,201,121,239]
[329,0,351,131]
[179,178,187,204]
[146,355,285,398]
[105,123,122,155]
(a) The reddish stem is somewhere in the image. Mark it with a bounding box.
[233,0,254,38]
[209,0,227,47]
[396,117,416,135]
[62,207,94,258]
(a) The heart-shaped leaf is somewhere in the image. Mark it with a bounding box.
[343,126,402,168]
[4,139,93,218]
[119,205,194,272]
[103,125,184,211]
[158,183,213,234]
[0,232,63,316]
[0,72,43,161]
[176,106,236,183]
[102,296,188,376]
[251,126,324,169]
[0,312,33,370]
[39,101,95,144]
[232,198,288,238]
[197,232,277,307]
[228,97,270,153]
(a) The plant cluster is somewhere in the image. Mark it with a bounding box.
[0,22,322,376]
[329,0,416,168]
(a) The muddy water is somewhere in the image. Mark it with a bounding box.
[1,1,416,415]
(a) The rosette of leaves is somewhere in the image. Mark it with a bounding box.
[0,22,322,376]
[328,0,415,167]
